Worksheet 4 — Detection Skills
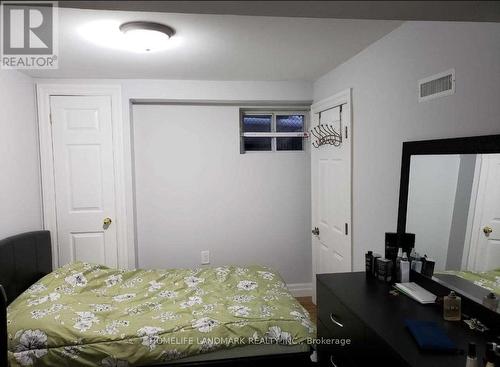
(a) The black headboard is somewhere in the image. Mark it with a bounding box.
[0,231,52,367]
[0,231,52,305]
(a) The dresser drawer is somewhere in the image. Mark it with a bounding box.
[316,319,362,353]
[317,283,366,360]
[318,349,356,367]
[316,281,365,350]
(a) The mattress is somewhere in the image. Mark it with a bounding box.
[7,262,315,366]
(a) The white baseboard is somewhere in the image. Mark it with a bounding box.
[287,282,312,297]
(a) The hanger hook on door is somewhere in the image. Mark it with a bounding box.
[310,104,344,148]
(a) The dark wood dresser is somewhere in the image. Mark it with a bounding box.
[316,272,494,367]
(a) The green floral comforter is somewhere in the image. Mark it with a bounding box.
[438,269,500,295]
[7,262,315,367]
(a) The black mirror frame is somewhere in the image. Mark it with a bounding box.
[397,134,500,234]
[396,134,500,318]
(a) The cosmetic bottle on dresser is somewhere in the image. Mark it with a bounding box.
[365,251,374,278]
[443,291,461,321]
[483,293,499,312]
[372,253,381,277]
[410,254,423,273]
[399,253,410,283]
[394,248,402,280]
[485,342,496,367]
[494,344,500,366]
[465,343,478,367]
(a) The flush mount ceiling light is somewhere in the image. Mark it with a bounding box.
[119,21,175,52]
[79,20,178,53]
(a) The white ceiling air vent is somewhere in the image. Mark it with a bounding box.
[418,69,455,102]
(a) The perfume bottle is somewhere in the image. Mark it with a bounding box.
[443,291,461,321]
[465,343,478,367]
[483,292,499,312]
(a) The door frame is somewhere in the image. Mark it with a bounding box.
[310,88,353,301]
[36,84,129,269]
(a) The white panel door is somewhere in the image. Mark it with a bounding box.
[311,98,352,302]
[469,154,500,272]
[50,95,118,267]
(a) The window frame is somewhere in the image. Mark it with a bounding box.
[239,109,309,153]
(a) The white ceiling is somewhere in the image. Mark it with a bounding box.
[24,8,402,81]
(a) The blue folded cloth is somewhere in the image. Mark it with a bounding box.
[404,319,457,352]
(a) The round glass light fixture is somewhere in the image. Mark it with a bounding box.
[79,20,180,53]
[119,21,175,52]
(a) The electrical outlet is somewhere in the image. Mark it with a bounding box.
[201,250,210,265]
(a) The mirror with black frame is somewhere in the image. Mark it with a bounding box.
[398,135,500,313]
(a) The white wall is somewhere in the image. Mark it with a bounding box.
[0,70,42,238]
[133,104,310,284]
[314,21,500,271]
[406,155,460,271]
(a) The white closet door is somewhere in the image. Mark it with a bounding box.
[469,154,500,271]
[50,95,118,267]
[311,95,352,302]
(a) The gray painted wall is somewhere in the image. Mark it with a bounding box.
[406,155,460,271]
[0,70,42,238]
[314,21,500,271]
[132,104,311,284]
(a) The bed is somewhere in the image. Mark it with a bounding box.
[436,269,500,295]
[0,231,315,367]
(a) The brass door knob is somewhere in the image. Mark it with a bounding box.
[312,227,320,236]
[483,226,493,235]
[103,217,112,226]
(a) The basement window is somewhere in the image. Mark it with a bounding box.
[240,110,308,153]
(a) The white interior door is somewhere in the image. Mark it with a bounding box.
[50,95,118,267]
[311,93,352,302]
[468,153,500,272]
